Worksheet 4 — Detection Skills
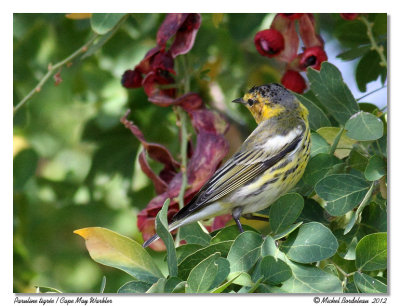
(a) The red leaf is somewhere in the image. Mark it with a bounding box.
[170,14,202,57]
[298,14,324,48]
[121,68,143,89]
[138,151,168,194]
[150,50,176,75]
[135,105,229,251]
[142,70,176,100]
[157,13,191,48]
[156,13,201,57]
[120,110,180,175]
[148,92,203,108]
[136,46,161,75]
[271,14,299,63]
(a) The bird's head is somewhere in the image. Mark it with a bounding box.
[232,83,304,124]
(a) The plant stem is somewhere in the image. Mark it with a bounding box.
[177,107,188,210]
[175,55,192,210]
[14,34,99,115]
[360,16,387,68]
[331,261,355,278]
[330,127,344,155]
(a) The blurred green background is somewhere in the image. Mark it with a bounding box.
[13,13,386,293]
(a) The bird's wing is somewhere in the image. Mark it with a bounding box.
[172,122,305,222]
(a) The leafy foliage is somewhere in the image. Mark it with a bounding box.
[14,13,387,293]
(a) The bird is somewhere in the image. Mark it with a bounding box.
[143,83,311,248]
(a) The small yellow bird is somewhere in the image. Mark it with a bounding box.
[143,83,310,248]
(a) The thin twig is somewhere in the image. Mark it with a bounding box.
[360,16,387,68]
[14,34,99,115]
[356,85,387,101]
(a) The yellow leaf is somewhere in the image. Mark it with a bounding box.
[13,135,29,157]
[65,13,92,20]
[74,227,163,282]
[317,127,356,159]
[212,13,224,28]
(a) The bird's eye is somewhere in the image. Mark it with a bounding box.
[248,99,255,106]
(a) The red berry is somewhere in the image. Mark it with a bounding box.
[281,70,307,93]
[340,13,359,20]
[299,46,328,71]
[121,68,143,89]
[278,13,304,20]
[254,29,285,57]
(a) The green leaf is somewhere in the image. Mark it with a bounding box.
[356,51,385,92]
[336,45,371,61]
[145,277,184,293]
[13,148,39,191]
[344,183,374,235]
[145,278,168,293]
[344,281,359,293]
[178,241,233,280]
[99,276,106,293]
[210,272,241,293]
[90,13,126,35]
[74,227,163,283]
[35,286,62,293]
[82,20,123,59]
[372,136,387,158]
[355,232,387,271]
[281,222,338,263]
[298,198,327,225]
[227,231,263,273]
[345,111,384,141]
[364,155,386,181]
[180,222,211,246]
[335,20,370,47]
[261,235,282,258]
[317,127,357,159]
[272,222,303,240]
[171,282,187,293]
[307,62,359,125]
[347,150,369,172]
[210,224,257,244]
[186,253,221,293]
[293,93,331,130]
[359,102,380,113]
[315,174,370,216]
[303,153,343,186]
[117,280,152,293]
[310,132,330,157]
[176,244,203,264]
[270,193,304,234]
[362,203,387,233]
[280,262,342,293]
[226,271,253,287]
[164,277,184,293]
[322,264,339,278]
[210,257,230,289]
[354,272,387,293]
[259,256,292,285]
[155,199,178,277]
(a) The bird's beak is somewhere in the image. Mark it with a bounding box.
[232,97,245,104]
